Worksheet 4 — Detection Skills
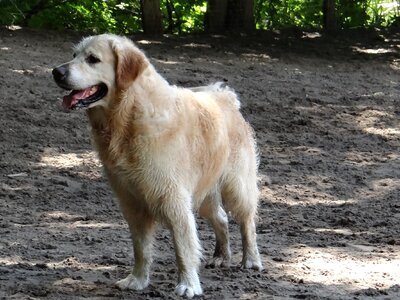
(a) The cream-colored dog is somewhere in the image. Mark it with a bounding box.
[52,34,262,298]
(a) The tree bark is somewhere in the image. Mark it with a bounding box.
[241,0,255,32]
[206,0,254,33]
[141,0,162,34]
[226,0,255,33]
[206,0,228,33]
[323,0,337,33]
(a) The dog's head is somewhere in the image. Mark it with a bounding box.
[52,34,148,110]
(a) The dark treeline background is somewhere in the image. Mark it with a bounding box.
[1,0,399,34]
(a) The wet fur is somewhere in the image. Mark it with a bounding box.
[55,34,263,298]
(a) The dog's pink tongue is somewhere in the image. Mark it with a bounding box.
[62,89,89,109]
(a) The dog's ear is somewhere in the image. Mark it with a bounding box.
[111,39,148,91]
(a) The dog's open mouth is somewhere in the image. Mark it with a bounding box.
[62,83,108,109]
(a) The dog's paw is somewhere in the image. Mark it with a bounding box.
[206,255,231,268]
[116,274,149,290]
[175,282,203,298]
[241,257,263,271]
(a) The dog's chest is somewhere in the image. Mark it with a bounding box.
[93,130,170,184]
[101,146,180,204]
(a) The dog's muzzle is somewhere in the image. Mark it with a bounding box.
[52,65,68,84]
[52,63,108,110]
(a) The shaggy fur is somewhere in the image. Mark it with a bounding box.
[53,34,263,298]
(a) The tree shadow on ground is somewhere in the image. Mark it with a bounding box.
[133,26,400,63]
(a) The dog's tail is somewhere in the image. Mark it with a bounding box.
[214,82,241,110]
[190,82,241,109]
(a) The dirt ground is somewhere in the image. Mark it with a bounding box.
[0,26,399,300]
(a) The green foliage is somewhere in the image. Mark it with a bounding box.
[0,0,29,25]
[337,0,369,28]
[0,0,399,33]
[160,0,206,33]
[336,0,399,28]
[0,0,142,33]
[178,1,207,32]
[255,0,323,30]
[366,0,400,26]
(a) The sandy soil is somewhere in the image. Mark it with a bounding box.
[0,27,399,300]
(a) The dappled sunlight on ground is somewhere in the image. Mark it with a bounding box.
[352,46,397,55]
[41,211,124,229]
[0,256,117,272]
[38,148,100,169]
[279,244,400,290]
[354,108,400,139]
[154,58,181,65]
[35,147,103,182]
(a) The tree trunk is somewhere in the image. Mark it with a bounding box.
[165,0,174,33]
[206,0,228,33]
[141,0,162,34]
[241,0,255,32]
[226,0,255,33]
[323,0,337,32]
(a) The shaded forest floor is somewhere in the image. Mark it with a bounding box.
[0,27,399,299]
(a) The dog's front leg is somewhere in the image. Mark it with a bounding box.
[116,215,156,291]
[163,198,203,298]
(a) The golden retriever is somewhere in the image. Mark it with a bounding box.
[52,34,262,298]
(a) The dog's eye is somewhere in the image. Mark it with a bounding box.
[86,54,101,64]
[73,53,76,58]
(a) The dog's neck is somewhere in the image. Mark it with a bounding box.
[86,64,181,160]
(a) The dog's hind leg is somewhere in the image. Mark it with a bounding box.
[238,213,263,270]
[199,189,231,268]
[222,175,263,271]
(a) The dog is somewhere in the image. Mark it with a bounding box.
[52,34,263,298]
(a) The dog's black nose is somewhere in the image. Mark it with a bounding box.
[52,65,68,82]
